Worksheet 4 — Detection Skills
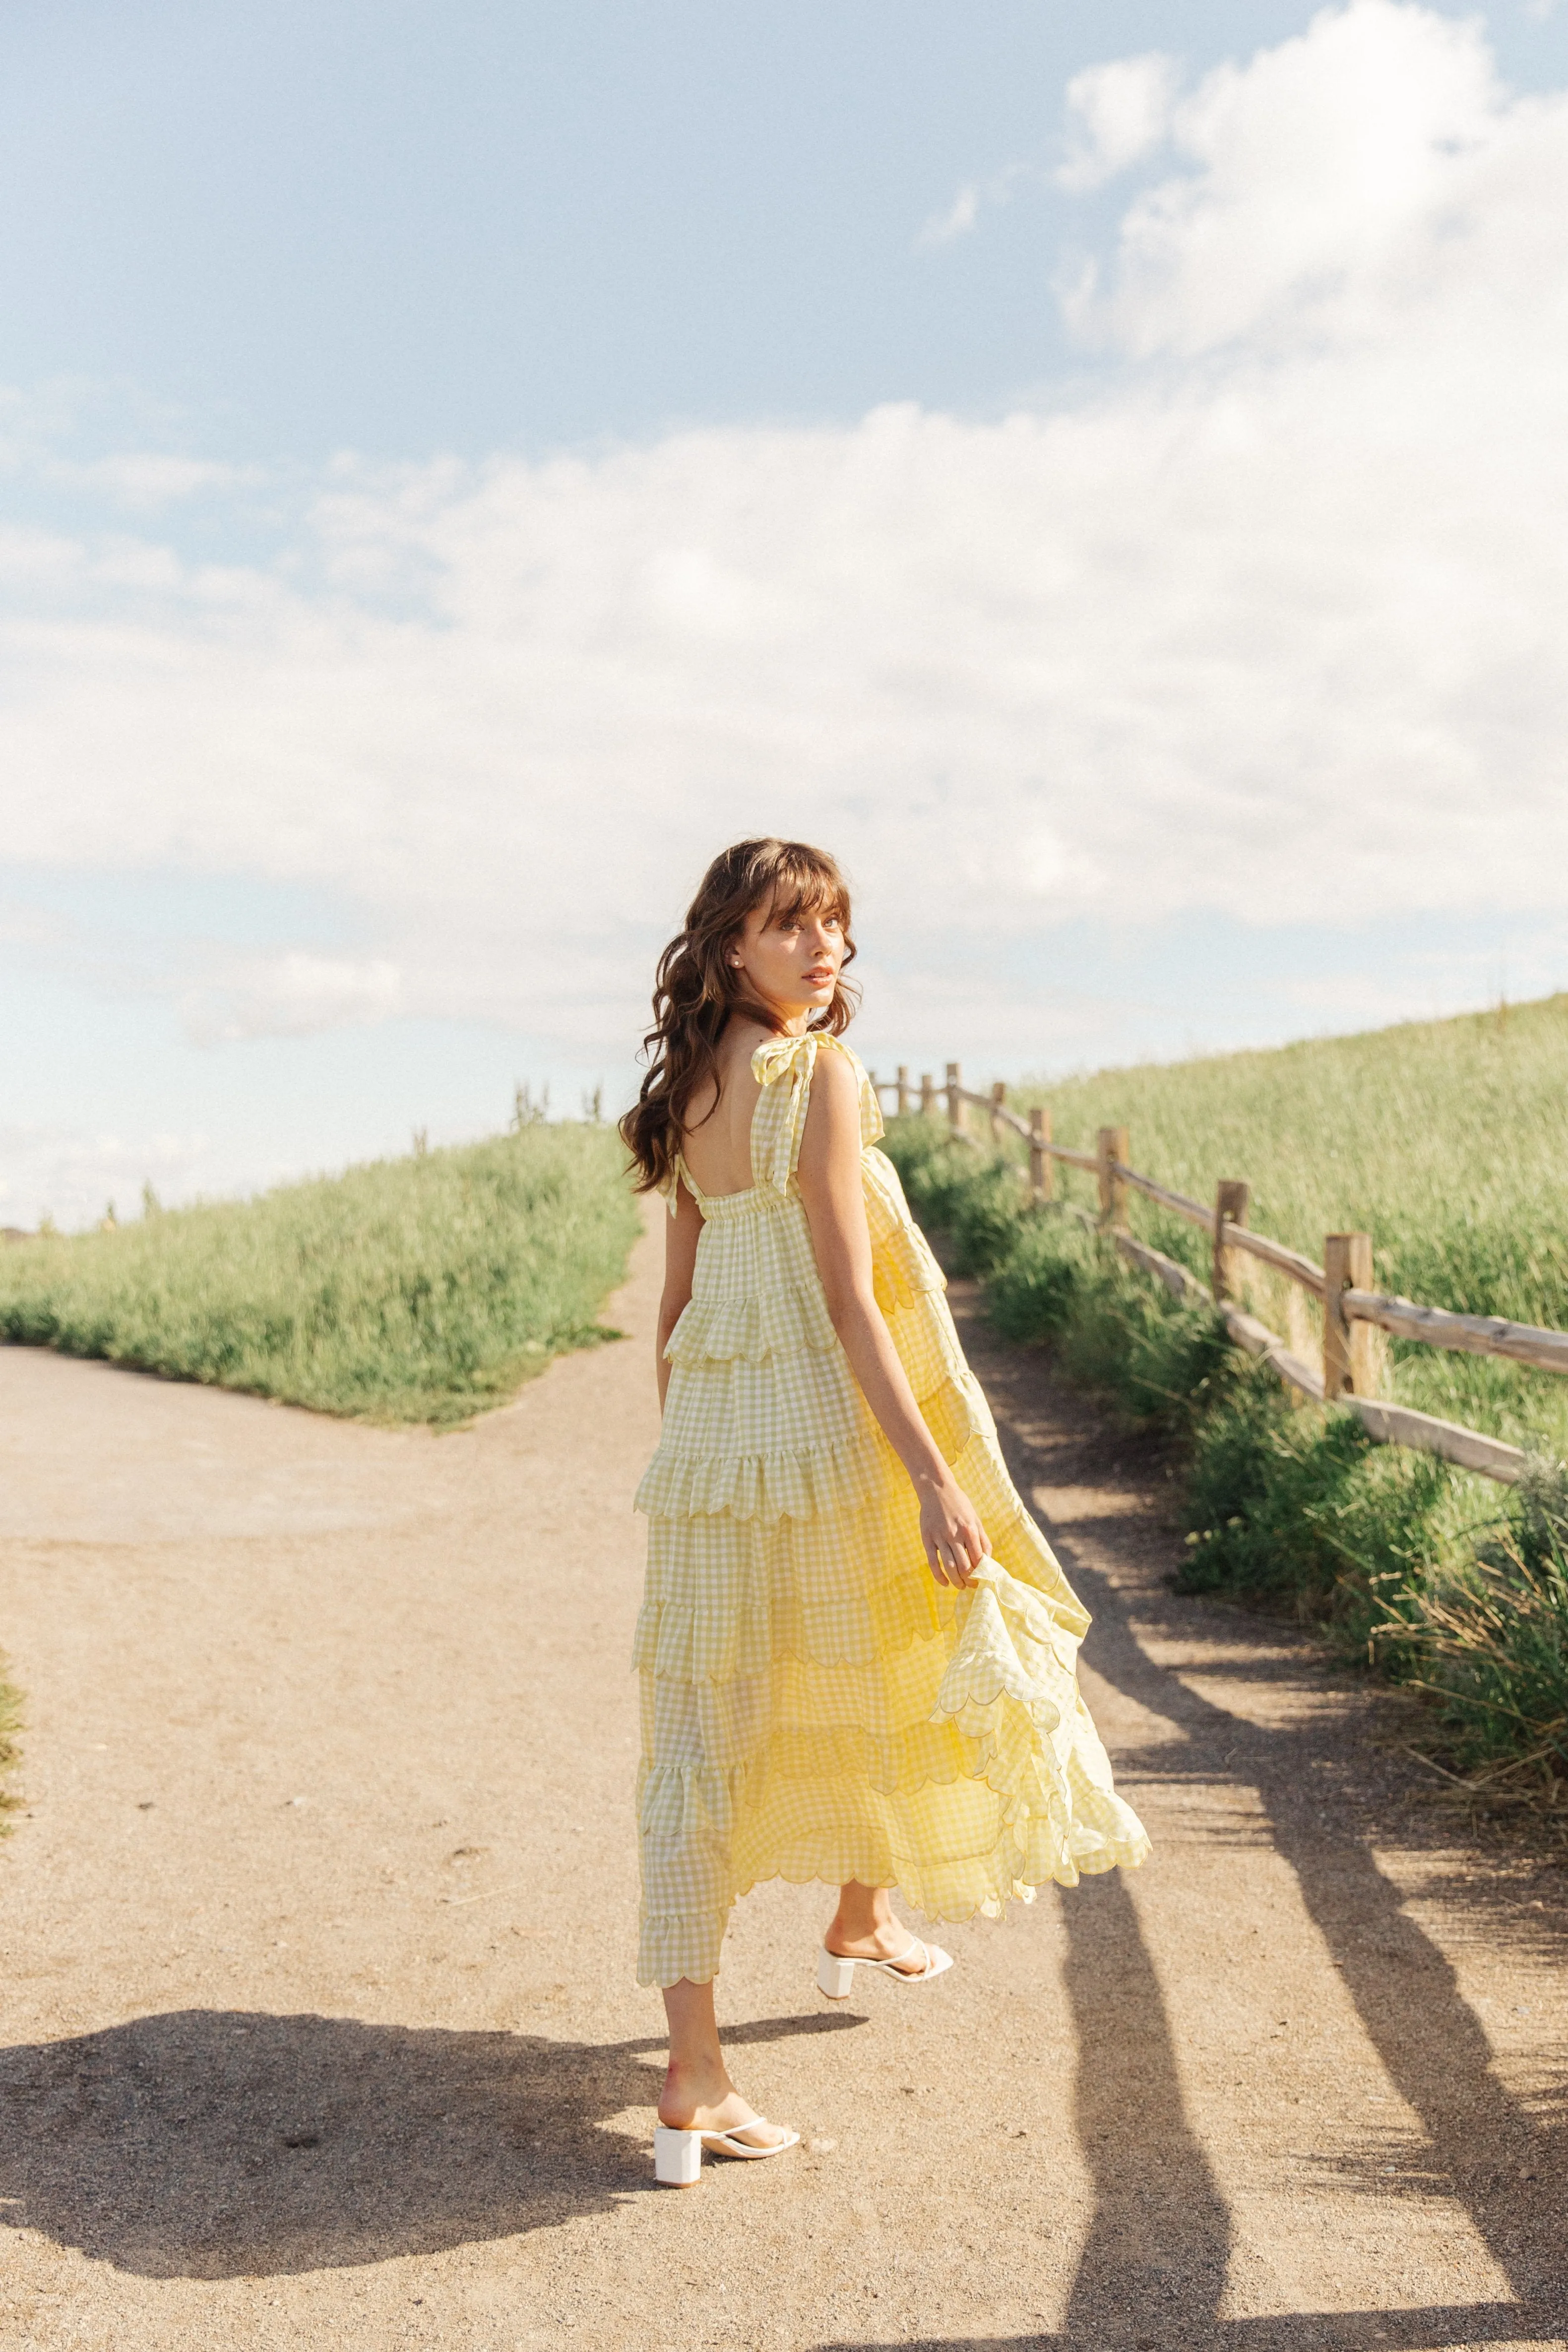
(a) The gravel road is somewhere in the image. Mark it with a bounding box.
[0,1205,1564,2351]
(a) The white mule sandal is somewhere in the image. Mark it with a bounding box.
[653,2119,800,2187]
[815,1938,954,2000]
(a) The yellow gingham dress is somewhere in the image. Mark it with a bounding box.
[632,1030,1149,1987]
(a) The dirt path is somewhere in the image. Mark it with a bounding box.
[0,1208,1565,2352]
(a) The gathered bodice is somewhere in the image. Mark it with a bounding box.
[666,1029,885,1225]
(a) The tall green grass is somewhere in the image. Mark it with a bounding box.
[882,1106,1568,1794]
[0,1123,640,1427]
[1008,991,1568,1460]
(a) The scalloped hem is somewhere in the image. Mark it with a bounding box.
[728,1822,1152,1919]
[634,1825,1152,1987]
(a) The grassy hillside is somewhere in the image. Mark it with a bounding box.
[1008,992,1568,1458]
[0,1122,640,1427]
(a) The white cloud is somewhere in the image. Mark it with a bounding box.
[181,952,404,1043]
[1,2,1566,1077]
[916,164,1034,248]
[918,183,982,248]
[69,453,261,512]
[1056,53,1179,191]
[1065,0,1530,356]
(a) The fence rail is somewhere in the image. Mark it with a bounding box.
[1341,1290,1568,1377]
[869,1060,1559,1487]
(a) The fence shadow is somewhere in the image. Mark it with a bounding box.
[815,2312,1533,2352]
[941,1295,1567,2349]
[1056,1530,1568,2331]
[0,2006,864,2279]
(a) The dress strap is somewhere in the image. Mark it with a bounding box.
[658,1153,705,1218]
[749,1032,882,1194]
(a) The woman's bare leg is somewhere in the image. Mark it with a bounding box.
[658,1978,786,2147]
[823,1881,931,1973]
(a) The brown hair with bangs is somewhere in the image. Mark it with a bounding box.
[620,837,858,1194]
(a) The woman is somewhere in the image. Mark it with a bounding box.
[622,838,1149,2187]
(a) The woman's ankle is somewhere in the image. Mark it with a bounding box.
[662,2054,730,2103]
[659,2055,739,2127]
[827,1882,895,1948]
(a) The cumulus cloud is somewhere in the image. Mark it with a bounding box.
[1,0,1565,1072]
[1064,0,1531,355]
[1056,53,1179,191]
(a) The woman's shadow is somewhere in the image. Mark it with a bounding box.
[0,2006,860,2279]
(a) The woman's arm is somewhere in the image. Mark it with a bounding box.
[795,1051,989,1589]
[654,1181,702,1413]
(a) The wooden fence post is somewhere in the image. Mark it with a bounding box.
[1030,1107,1052,1202]
[990,1080,1006,1143]
[946,1062,964,1134]
[1098,1126,1129,1231]
[1212,1180,1251,1303]
[920,1072,935,1117]
[1323,1233,1375,1399]
[896,1064,909,1116]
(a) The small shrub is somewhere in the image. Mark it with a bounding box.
[1180,1376,1447,1633]
[1371,1465,1568,1775]
[987,1214,1091,1345]
[948,1159,1031,1278]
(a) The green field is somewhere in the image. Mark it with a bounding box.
[1007,991,1568,1459]
[0,1122,640,1427]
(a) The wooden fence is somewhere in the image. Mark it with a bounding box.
[870,1061,1564,1488]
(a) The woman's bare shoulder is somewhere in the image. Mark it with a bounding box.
[809,1038,861,1099]
[800,1038,862,1147]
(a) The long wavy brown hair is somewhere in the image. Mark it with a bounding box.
[621,838,858,1193]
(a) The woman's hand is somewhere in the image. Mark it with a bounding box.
[917,1477,991,1589]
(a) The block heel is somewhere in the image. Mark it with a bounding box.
[654,2125,703,2187]
[653,2118,799,2184]
[815,1939,954,1996]
[816,1948,858,2000]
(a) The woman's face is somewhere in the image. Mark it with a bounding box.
[730,894,846,1028]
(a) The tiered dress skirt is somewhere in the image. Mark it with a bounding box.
[632,1030,1149,1988]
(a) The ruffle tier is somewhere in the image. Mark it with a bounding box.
[664,1275,840,1366]
[636,1423,890,1524]
[635,1385,992,1521]
[640,1286,996,1529]
[633,1549,1150,1985]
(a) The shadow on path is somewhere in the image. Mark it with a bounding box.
[816,2316,1535,2352]
[0,2006,863,2278]
[906,1296,1568,2352]
[1055,1530,1568,2334]
[1061,1870,1230,2338]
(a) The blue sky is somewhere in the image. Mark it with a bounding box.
[4,0,1568,1225]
